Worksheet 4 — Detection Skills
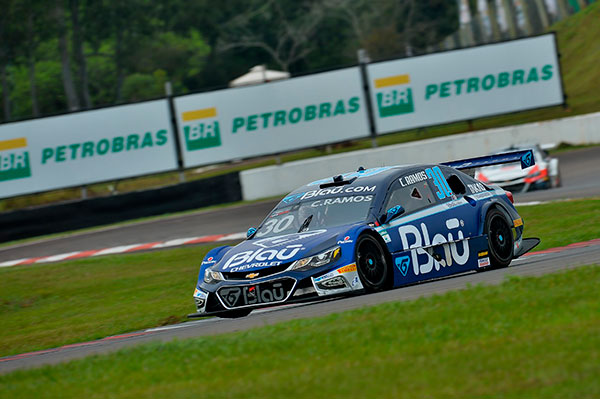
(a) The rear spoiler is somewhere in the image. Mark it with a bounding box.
[441,149,535,174]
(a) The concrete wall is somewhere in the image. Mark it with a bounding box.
[241,112,600,200]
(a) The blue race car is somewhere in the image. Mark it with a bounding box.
[190,150,540,318]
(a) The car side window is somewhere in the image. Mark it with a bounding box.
[385,181,436,214]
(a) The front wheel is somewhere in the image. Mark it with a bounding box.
[355,234,391,292]
[485,209,514,269]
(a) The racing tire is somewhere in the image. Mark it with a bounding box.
[485,208,514,269]
[214,308,252,318]
[355,234,391,292]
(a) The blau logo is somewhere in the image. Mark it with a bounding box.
[395,256,411,276]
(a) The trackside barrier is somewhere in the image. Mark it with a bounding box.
[0,172,241,243]
[239,111,600,201]
[0,34,563,200]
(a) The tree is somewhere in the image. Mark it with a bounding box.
[54,0,80,111]
[216,0,327,71]
[70,0,92,108]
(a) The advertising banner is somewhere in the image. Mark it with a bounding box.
[174,67,369,168]
[367,34,564,134]
[0,100,178,198]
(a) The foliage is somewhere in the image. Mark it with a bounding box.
[0,0,458,121]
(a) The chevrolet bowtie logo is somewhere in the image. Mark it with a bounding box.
[246,273,260,279]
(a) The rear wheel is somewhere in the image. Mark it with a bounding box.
[355,234,391,292]
[485,209,514,269]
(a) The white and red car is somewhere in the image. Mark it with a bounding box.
[475,145,560,192]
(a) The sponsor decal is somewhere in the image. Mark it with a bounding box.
[478,250,489,258]
[374,74,415,117]
[378,229,392,243]
[219,279,293,307]
[0,138,32,182]
[399,170,427,187]
[282,193,305,204]
[229,261,281,273]
[521,151,534,168]
[336,263,357,274]
[230,97,360,134]
[513,218,523,227]
[337,236,354,245]
[467,182,487,194]
[41,131,168,164]
[245,273,260,279]
[181,107,221,151]
[311,195,373,208]
[478,257,490,268]
[398,217,470,276]
[223,243,306,270]
[395,255,411,276]
[351,276,360,287]
[314,270,337,283]
[424,65,554,101]
[301,185,376,200]
[201,256,216,265]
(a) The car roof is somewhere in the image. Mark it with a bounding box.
[287,164,433,195]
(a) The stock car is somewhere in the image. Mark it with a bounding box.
[475,145,560,192]
[190,150,540,318]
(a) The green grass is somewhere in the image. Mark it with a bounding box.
[1,3,599,213]
[516,198,600,250]
[0,245,218,357]
[0,198,598,359]
[1,265,599,398]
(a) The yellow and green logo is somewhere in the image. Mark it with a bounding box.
[182,107,221,151]
[0,137,32,182]
[374,74,414,118]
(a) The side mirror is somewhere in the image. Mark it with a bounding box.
[247,227,257,238]
[380,205,405,225]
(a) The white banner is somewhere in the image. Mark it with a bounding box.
[174,67,370,168]
[368,34,564,134]
[0,100,178,198]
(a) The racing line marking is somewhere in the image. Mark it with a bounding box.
[0,232,246,268]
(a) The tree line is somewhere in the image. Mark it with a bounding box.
[0,0,461,123]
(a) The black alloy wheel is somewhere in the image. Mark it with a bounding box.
[355,234,391,292]
[485,209,514,268]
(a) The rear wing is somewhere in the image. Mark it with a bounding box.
[441,149,535,174]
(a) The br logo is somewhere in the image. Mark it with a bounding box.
[0,138,32,182]
[374,74,415,118]
[395,255,411,276]
[181,107,221,151]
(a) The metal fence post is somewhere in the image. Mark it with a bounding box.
[357,49,378,148]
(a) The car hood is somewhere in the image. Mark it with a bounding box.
[213,225,354,273]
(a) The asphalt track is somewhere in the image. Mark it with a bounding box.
[1,239,599,374]
[1,146,598,263]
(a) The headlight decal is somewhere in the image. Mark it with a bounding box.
[289,246,341,271]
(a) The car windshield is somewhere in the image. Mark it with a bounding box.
[253,193,375,239]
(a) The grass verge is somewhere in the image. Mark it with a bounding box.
[0,198,598,358]
[1,265,599,398]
